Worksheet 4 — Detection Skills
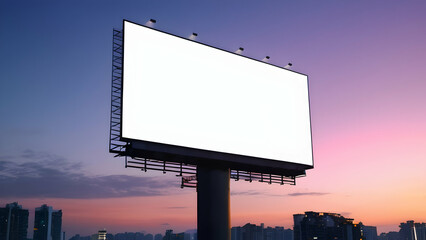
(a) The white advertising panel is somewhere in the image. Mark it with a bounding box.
[122,20,313,167]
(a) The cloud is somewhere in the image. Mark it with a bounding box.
[0,150,179,199]
[232,190,330,197]
[288,192,330,196]
[0,150,330,199]
[231,190,264,196]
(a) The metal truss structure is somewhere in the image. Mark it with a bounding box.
[109,28,298,188]
[109,29,127,155]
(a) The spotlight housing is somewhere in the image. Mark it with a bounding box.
[262,56,270,62]
[235,47,244,54]
[189,32,198,40]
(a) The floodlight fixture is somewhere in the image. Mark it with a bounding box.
[262,56,270,62]
[145,19,157,27]
[284,63,293,69]
[235,47,244,55]
[189,32,198,40]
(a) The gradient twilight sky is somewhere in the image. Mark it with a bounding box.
[1,0,426,237]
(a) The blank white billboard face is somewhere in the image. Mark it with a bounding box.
[122,21,313,166]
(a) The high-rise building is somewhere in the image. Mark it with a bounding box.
[163,230,184,240]
[240,223,263,240]
[293,211,364,240]
[264,226,291,240]
[231,226,242,240]
[0,202,29,240]
[362,226,378,240]
[293,214,305,240]
[33,204,62,240]
[399,221,426,240]
[98,230,107,240]
[231,223,293,240]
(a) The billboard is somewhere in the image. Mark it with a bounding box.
[121,20,313,175]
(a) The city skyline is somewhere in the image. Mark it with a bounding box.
[0,201,423,238]
[2,204,424,240]
[1,0,425,238]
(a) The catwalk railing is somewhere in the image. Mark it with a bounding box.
[125,157,298,188]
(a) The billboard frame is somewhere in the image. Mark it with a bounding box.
[111,19,314,181]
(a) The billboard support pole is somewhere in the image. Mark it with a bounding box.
[197,164,230,240]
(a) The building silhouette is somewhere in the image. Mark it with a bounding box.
[143,234,153,240]
[378,232,400,240]
[231,223,292,240]
[163,230,184,240]
[72,232,159,240]
[293,211,364,240]
[33,204,62,240]
[69,234,91,240]
[231,226,242,240]
[235,223,263,240]
[362,226,378,240]
[0,203,29,240]
[264,226,292,240]
[114,232,145,240]
[98,230,107,240]
[399,221,425,240]
[72,231,165,240]
[377,221,426,240]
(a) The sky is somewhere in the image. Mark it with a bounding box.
[1,0,426,237]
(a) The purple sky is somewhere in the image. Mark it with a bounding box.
[1,0,426,237]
